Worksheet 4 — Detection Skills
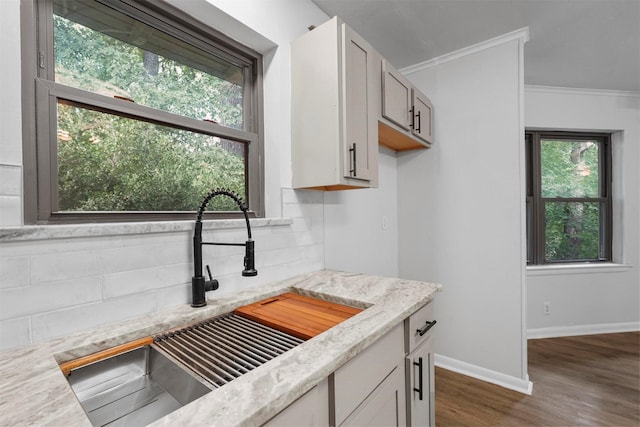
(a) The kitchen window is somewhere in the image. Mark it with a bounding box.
[22,0,264,223]
[525,131,612,265]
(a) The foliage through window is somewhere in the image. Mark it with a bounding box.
[24,0,264,222]
[526,131,612,264]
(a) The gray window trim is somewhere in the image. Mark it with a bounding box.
[525,130,612,265]
[22,0,265,224]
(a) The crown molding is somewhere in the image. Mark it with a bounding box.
[400,27,530,75]
[525,85,640,98]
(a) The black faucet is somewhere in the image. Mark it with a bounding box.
[191,188,257,308]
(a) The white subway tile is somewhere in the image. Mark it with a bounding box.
[3,236,122,257]
[259,247,306,267]
[31,293,157,343]
[102,263,189,299]
[281,188,323,205]
[156,283,191,308]
[286,217,313,233]
[118,231,190,248]
[98,245,159,274]
[251,230,302,251]
[0,213,325,350]
[0,278,102,320]
[0,255,29,288]
[153,240,191,266]
[0,316,30,351]
[0,195,21,227]
[0,165,21,196]
[30,249,102,284]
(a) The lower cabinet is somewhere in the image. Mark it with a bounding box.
[405,334,435,427]
[341,365,406,426]
[263,379,329,427]
[404,301,437,427]
[332,323,405,426]
[263,302,436,427]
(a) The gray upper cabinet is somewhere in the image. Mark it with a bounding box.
[291,17,378,190]
[381,60,412,131]
[379,59,434,151]
[411,89,433,145]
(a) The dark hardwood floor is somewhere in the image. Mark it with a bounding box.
[435,332,640,426]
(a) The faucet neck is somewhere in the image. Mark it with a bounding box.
[192,188,256,307]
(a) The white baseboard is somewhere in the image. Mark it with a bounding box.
[435,354,533,395]
[527,322,640,339]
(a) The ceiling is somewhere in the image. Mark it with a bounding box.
[312,0,640,92]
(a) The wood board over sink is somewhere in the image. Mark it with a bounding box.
[234,293,363,340]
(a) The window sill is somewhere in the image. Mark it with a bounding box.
[0,218,293,242]
[526,263,632,276]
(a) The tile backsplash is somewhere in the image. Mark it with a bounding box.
[0,188,324,351]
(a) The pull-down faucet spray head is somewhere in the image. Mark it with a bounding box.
[242,240,258,277]
[191,188,257,307]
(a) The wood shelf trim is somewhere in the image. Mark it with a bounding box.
[59,336,153,376]
[378,121,430,152]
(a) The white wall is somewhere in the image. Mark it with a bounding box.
[525,86,640,337]
[0,0,327,351]
[324,148,399,277]
[397,35,530,390]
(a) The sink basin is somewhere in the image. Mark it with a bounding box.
[62,292,361,426]
[66,345,210,427]
[63,313,304,426]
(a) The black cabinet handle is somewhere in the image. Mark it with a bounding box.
[413,356,423,400]
[416,320,437,336]
[416,110,422,133]
[409,106,415,129]
[349,143,356,177]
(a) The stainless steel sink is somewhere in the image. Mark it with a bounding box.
[67,345,210,427]
[65,313,304,426]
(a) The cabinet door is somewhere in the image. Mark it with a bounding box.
[381,60,411,131]
[405,334,435,427]
[291,17,377,190]
[341,365,407,427]
[411,89,433,144]
[263,379,329,426]
[333,323,404,425]
[342,24,376,182]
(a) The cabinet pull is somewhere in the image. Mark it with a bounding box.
[413,356,423,400]
[416,110,422,133]
[409,106,415,129]
[416,320,437,336]
[349,143,357,177]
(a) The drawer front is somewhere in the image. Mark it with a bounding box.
[405,302,436,354]
[333,323,404,425]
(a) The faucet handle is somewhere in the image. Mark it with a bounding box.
[205,265,219,291]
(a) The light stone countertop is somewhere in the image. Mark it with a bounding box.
[0,270,441,427]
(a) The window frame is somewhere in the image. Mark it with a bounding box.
[525,130,612,265]
[21,0,264,224]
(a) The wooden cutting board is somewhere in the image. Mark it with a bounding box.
[234,293,362,340]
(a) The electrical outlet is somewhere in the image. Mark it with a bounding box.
[543,301,551,315]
